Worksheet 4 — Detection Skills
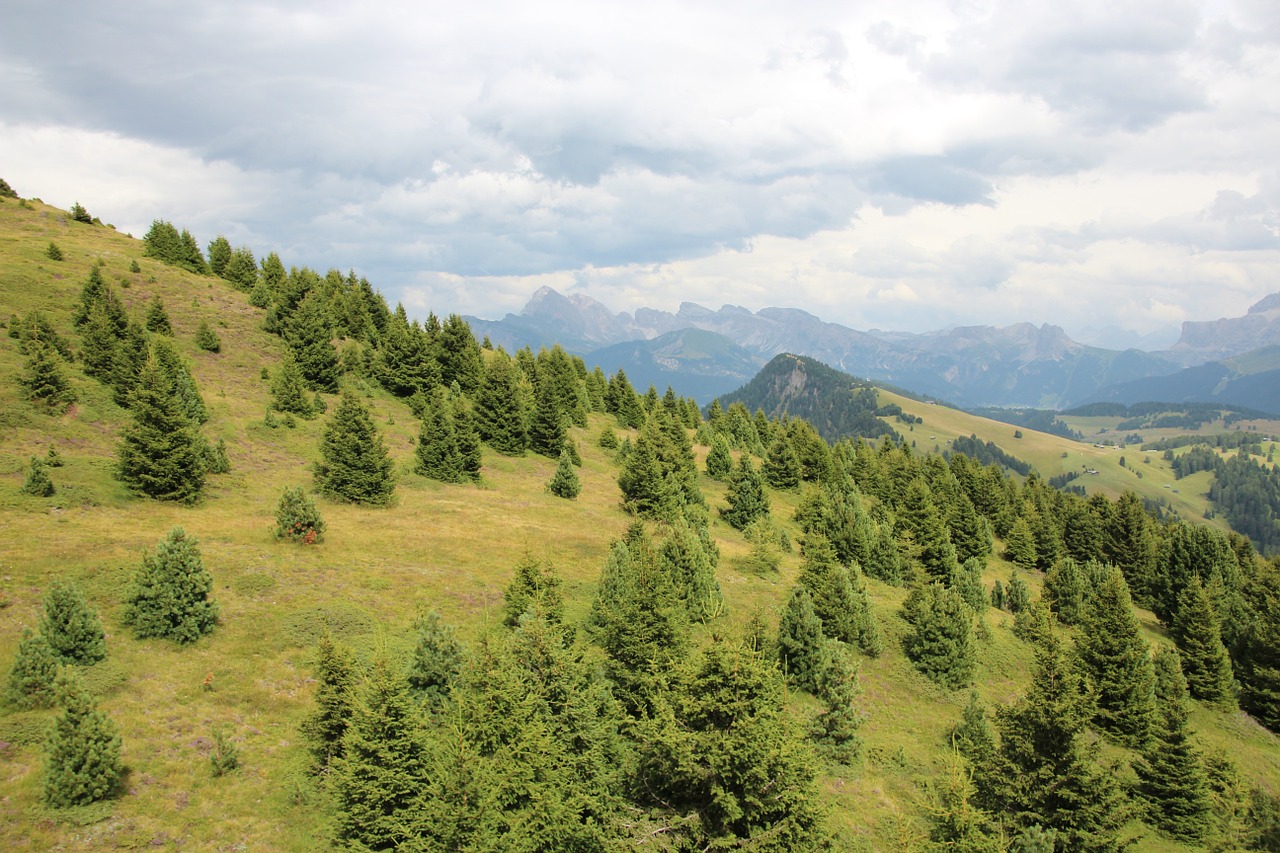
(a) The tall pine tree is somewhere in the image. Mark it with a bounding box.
[116,353,207,503]
[314,391,396,506]
[1136,647,1212,843]
[1075,568,1156,747]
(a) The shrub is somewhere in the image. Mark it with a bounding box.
[274,486,325,544]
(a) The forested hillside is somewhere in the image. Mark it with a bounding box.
[2,191,1279,852]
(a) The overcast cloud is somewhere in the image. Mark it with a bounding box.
[2,0,1278,345]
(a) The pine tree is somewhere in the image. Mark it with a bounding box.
[547,447,581,498]
[20,339,77,412]
[925,748,1003,853]
[269,353,315,417]
[287,292,340,392]
[1136,647,1212,843]
[1076,568,1156,747]
[5,628,59,709]
[976,632,1132,851]
[300,634,360,767]
[151,337,207,424]
[475,351,528,455]
[437,314,484,394]
[778,585,826,692]
[1237,559,1280,732]
[20,456,55,497]
[123,527,219,644]
[617,417,676,519]
[406,610,462,709]
[69,202,93,224]
[414,388,462,482]
[1043,557,1088,626]
[144,296,172,335]
[331,652,428,850]
[1172,576,1236,708]
[116,354,207,503]
[809,641,865,764]
[763,431,802,490]
[952,690,996,768]
[902,583,976,689]
[194,320,221,353]
[720,455,769,531]
[899,478,960,583]
[705,432,733,479]
[207,235,232,276]
[634,638,826,851]
[1005,516,1037,570]
[1006,570,1031,614]
[273,486,325,543]
[798,534,881,656]
[952,557,988,614]
[42,669,122,808]
[503,552,565,628]
[40,579,106,665]
[657,518,724,622]
[529,373,568,458]
[451,395,482,482]
[314,391,396,506]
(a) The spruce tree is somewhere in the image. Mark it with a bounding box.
[763,431,802,490]
[406,610,462,709]
[20,456,55,497]
[1005,516,1037,570]
[547,447,581,499]
[207,235,232,276]
[705,432,733,479]
[720,455,769,531]
[414,387,462,482]
[273,486,326,543]
[1076,568,1156,747]
[269,353,315,417]
[300,634,360,767]
[1136,647,1212,843]
[1172,576,1236,707]
[331,652,428,850]
[475,351,528,455]
[40,579,107,666]
[977,632,1132,851]
[1237,559,1280,731]
[952,557,988,614]
[116,354,207,503]
[450,395,482,482]
[1006,571,1031,613]
[617,417,675,519]
[529,376,568,458]
[314,391,396,506]
[798,534,881,656]
[5,628,59,709]
[1043,557,1088,626]
[144,295,172,335]
[151,337,207,424]
[657,518,724,621]
[809,641,865,764]
[123,527,218,644]
[286,291,340,392]
[899,478,960,583]
[194,320,221,353]
[20,339,77,412]
[777,585,826,693]
[902,583,975,689]
[952,690,996,768]
[503,552,565,628]
[43,669,123,808]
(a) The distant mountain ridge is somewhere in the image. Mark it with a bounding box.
[468,286,1280,410]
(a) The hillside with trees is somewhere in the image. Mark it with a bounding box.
[2,189,1280,851]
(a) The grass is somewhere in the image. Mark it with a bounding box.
[1,194,1277,850]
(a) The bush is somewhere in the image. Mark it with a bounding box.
[274,486,325,544]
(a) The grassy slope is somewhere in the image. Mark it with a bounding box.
[0,196,1277,850]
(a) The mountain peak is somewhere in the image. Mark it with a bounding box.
[1248,292,1280,315]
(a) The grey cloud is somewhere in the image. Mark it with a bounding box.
[864,156,995,206]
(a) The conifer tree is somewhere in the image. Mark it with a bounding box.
[151,337,207,424]
[705,432,733,479]
[634,638,826,851]
[952,690,996,768]
[286,291,340,392]
[123,527,218,644]
[547,447,581,499]
[720,455,769,531]
[902,583,975,689]
[20,456,55,497]
[1172,576,1236,707]
[617,417,676,519]
[606,368,645,429]
[20,339,77,412]
[1012,597,1055,646]
[194,320,221,353]
[414,388,462,482]
[144,296,172,335]
[1005,516,1037,570]
[116,354,207,503]
[1076,569,1156,747]
[475,350,528,455]
[223,246,259,291]
[40,579,106,666]
[809,641,864,764]
[529,376,568,458]
[314,391,396,506]
[331,652,428,850]
[437,314,484,394]
[1236,559,1280,731]
[300,634,360,767]
[5,628,59,709]
[798,534,881,656]
[269,353,315,417]
[952,557,988,614]
[950,491,994,564]
[43,669,122,808]
[657,518,724,621]
[1043,557,1088,626]
[977,632,1131,851]
[1136,647,1212,843]
[406,610,462,709]
[274,486,325,543]
[503,552,565,628]
[451,394,482,482]
[778,585,826,693]
[925,748,1002,853]
[1006,570,1031,613]
[207,235,232,276]
[763,430,802,490]
[899,478,960,583]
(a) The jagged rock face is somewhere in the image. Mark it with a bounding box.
[1167,291,1280,365]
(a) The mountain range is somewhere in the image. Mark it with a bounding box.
[469,287,1280,411]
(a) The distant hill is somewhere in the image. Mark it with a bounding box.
[714,353,897,442]
[584,328,764,402]
[1164,291,1280,365]
[1080,344,1280,414]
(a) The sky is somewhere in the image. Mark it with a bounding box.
[2,0,1279,348]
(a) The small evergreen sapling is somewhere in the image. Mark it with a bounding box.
[503,553,565,628]
[123,527,219,644]
[20,457,55,497]
[5,628,59,709]
[406,610,462,709]
[274,486,325,544]
[43,669,122,807]
[145,296,173,335]
[195,320,221,352]
[46,241,63,261]
[301,634,360,767]
[209,728,240,777]
[40,579,107,665]
[547,448,582,499]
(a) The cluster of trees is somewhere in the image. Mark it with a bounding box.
[1165,445,1280,555]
